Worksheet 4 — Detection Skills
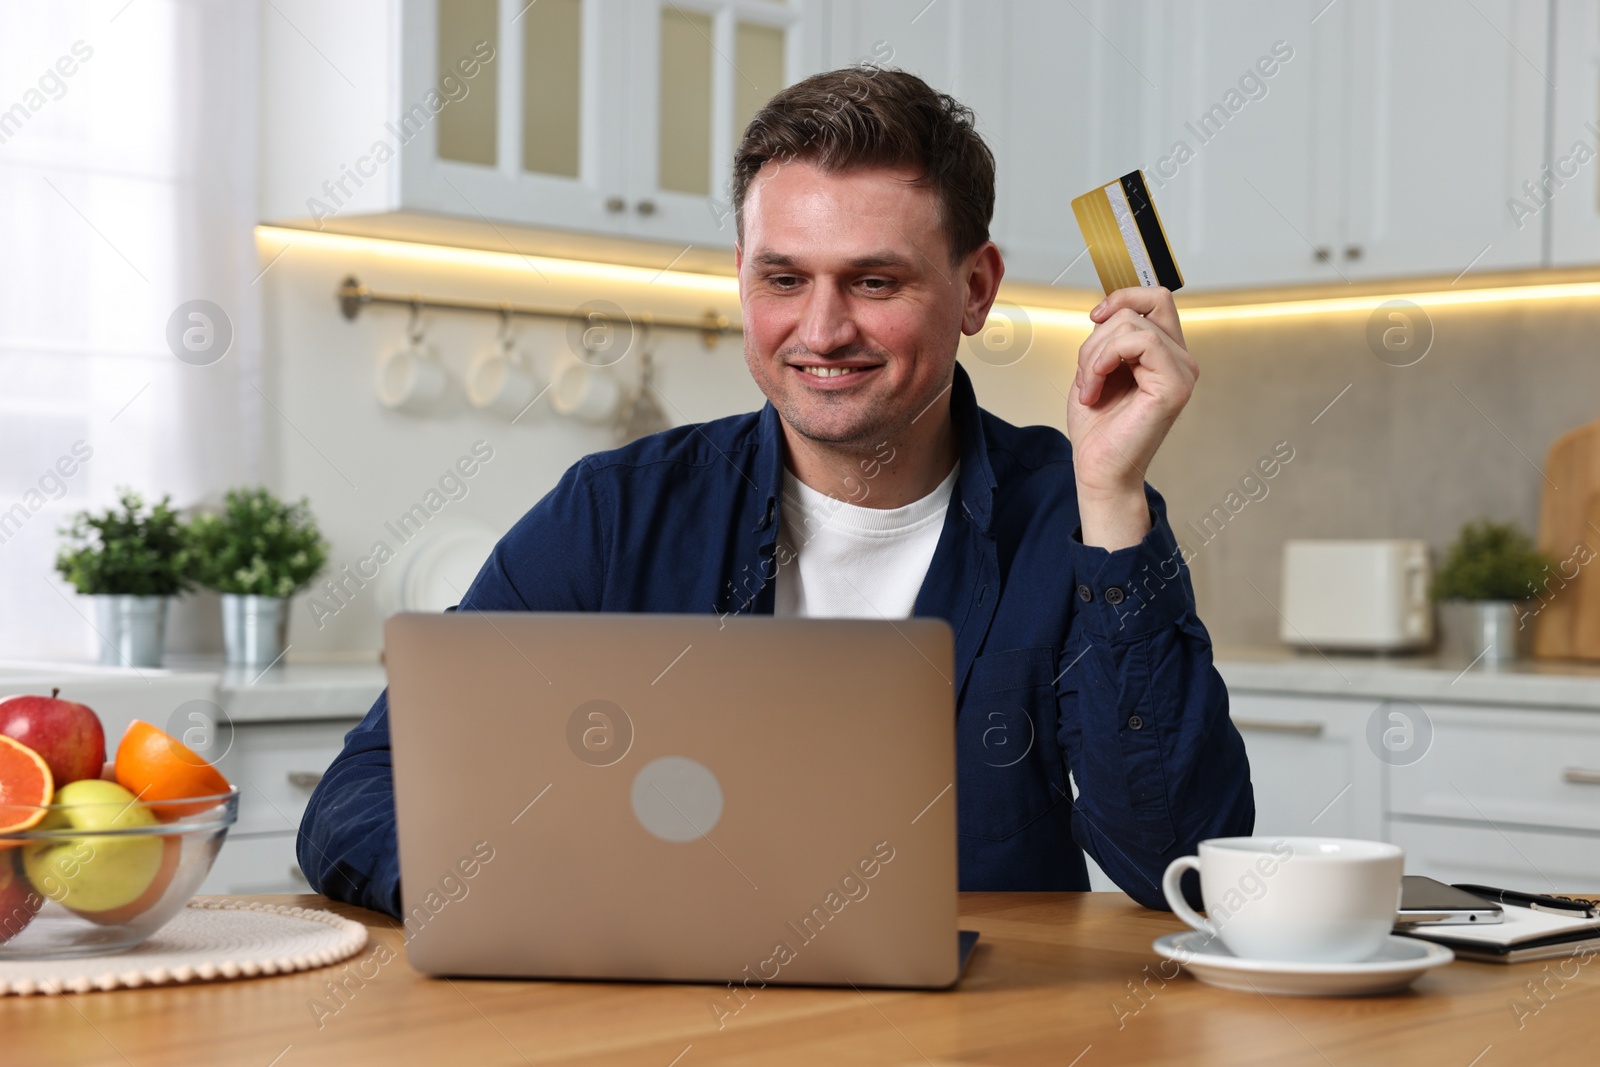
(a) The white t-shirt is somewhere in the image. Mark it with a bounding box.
[772,460,960,619]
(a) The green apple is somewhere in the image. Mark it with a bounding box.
[22,779,165,914]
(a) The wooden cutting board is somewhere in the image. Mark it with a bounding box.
[1532,419,1600,660]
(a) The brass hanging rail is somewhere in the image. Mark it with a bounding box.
[335,275,738,350]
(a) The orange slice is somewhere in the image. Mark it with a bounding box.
[0,735,54,838]
[114,720,231,820]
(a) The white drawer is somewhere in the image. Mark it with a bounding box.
[1229,694,1385,842]
[201,833,311,896]
[1389,705,1600,834]
[215,720,359,836]
[1389,819,1600,892]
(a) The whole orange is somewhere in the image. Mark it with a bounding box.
[114,720,231,820]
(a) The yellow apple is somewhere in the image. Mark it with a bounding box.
[21,779,165,915]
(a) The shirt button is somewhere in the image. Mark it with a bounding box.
[1077,584,1093,603]
[1127,714,1144,730]
[1104,585,1126,606]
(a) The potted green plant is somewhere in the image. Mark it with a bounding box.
[1433,520,1554,665]
[55,490,191,667]
[188,488,328,667]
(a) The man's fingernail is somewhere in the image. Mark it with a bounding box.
[1092,300,1106,315]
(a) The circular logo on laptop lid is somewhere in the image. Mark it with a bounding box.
[631,756,724,842]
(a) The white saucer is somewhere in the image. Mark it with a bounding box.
[1152,932,1454,996]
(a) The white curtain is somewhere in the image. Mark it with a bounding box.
[0,0,262,660]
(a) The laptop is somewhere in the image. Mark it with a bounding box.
[383,611,975,989]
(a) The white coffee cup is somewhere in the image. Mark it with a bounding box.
[1161,837,1404,963]
[466,345,542,421]
[377,341,451,415]
[551,356,623,423]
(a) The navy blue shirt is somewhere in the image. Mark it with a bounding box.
[298,361,1253,917]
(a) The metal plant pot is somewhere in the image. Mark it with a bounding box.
[221,594,290,667]
[93,595,169,668]
[1439,599,1531,666]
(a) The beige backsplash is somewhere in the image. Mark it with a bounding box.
[1141,298,1600,649]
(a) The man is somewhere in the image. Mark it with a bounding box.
[298,67,1252,917]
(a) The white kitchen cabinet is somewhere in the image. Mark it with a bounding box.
[624,0,826,245]
[263,0,1566,286]
[1230,693,1385,841]
[215,721,363,837]
[202,833,315,896]
[263,0,826,248]
[1389,820,1600,895]
[1337,0,1548,280]
[823,0,1145,288]
[1388,702,1600,834]
[1549,0,1600,266]
[1219,661,1600,889]
[201,718,362,896]
[1120,1,1334,291]
[395,0,632,236]
[894,1,1553,289]
[976,1,1143,289]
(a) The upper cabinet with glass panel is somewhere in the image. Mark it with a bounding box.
[308,0,827,249]
[627,0,817,245]
[391,0,631,238]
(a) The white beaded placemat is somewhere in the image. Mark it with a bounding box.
[0,899,369,996]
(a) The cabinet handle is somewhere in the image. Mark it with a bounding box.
[1234,719,1324,737]
[605,195,626,213]
[287,771,323,789]
[635,199,657,216]
[1563,768,1600,785]
[1313,247,1332,262]
[1344,245,1363,261]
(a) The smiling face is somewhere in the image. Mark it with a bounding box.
[736,160,998,455]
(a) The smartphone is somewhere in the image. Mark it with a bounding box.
[1396,876,1504,925]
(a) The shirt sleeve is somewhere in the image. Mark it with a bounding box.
[296,460,607,918]
[1054,483,1255,910]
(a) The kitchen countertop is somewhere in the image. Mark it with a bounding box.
[207,659,384,723]
[1216,645,1600,710]
[0,658,383,726]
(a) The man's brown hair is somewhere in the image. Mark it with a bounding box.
[731,66,996,268]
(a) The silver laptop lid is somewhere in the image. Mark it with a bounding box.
[385,612,960,989]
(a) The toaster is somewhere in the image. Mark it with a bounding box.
[1279,540,1433,651]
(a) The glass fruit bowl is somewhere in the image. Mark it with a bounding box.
[0,786,239,960]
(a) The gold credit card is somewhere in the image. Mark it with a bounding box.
[1071,170,1184,294]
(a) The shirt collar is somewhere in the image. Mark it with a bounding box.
[753,360,997,536]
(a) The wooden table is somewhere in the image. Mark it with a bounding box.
[3,893,1594,1066]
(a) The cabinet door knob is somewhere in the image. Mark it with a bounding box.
[1314,247,1332,262]
[287,771,324,789]
[1563,767,1600,785]
[635,199,657,217]
[1344,245,1363,261]
[605,195,627,213]
[289,864,309,884]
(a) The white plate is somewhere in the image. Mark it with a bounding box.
[1152,932,1454,996]
[397,524,499,613]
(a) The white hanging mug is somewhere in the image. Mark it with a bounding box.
[467,336,542,422]
[551,356,623,423]
[377,309,450,415]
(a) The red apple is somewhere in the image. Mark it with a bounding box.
[0,688,106,786]
[0,852,43,944]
